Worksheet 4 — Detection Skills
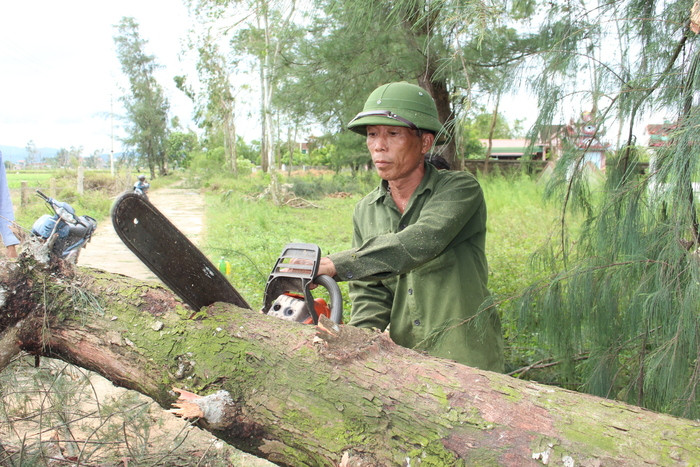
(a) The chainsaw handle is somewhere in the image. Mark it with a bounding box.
[313,274,343,324]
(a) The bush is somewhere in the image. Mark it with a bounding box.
[287,172,379,199]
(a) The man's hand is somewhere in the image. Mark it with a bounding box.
[318,257,336,278]
[285,256,337,289]
[287,256,336,278]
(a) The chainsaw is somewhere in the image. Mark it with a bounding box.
[261,243,343,325]
[112,192,342,323]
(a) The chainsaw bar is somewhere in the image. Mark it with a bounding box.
[111,192,250,311]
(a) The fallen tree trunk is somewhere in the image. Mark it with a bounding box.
[0,254,698,466]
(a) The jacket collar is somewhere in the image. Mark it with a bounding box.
[367,162,438,205]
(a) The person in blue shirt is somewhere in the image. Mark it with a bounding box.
[0,151,19,258]
[134,174,150,198]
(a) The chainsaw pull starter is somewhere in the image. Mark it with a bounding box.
[261,243,343,324]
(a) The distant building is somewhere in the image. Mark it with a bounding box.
[478,139,546,160]
[478,112,610,170]
[645,122,676,147]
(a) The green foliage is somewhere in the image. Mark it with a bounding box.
[166,130,200,168]
[463,112,524,140]
[287,171,378,199]
[480,173,562,375]
[44,146,84,169]
[113,17,171,178]
[515,0,700,419]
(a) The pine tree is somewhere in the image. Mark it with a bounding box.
[516,0,699,418]
[114,17,171,178]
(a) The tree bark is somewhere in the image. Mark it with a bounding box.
[418,75,457,168]
[1,255,698,466]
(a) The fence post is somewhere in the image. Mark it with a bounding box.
[77,167,84,195]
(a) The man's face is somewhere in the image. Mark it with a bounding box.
[366,125,433,182]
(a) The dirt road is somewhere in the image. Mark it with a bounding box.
[76,187,272,465]
[80,187,206,281]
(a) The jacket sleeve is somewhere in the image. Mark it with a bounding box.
[347,280,392,331]
[344,207,392,330]
[330,173,485,282]
[0,156,19,247]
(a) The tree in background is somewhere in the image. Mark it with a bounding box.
[457,111,524,162]
[273,0,538,169]
[200,0,303,174]
[114,17,171,179]
[178,39,243,174]
[24,140,39,167]
[37,146,86,169]
[166,130,200,169]
[512,0,700,418]
[84,149,104,169]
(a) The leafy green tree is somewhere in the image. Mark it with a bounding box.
[50,146,83,169]
[239,138,261,165]
[84,150,103,169]
[511,0,700,418]
[167,130,200,168]
[459,112,524,162]
[55,148,71,168]
[463,112,523,140]
[114,17,171,178]
[275,0,537,168]
[310,131,369,174]
[179,39,242,174]
[191,0,304,173]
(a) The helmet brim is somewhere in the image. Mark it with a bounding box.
[348,116,448,144]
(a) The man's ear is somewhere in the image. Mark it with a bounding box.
[421,132,435,154]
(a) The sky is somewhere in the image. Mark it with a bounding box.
[1,2,664,159]
[0,1,197,156]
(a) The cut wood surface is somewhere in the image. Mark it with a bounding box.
[1,250,698,466]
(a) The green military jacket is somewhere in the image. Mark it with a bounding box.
[329,163,504,371]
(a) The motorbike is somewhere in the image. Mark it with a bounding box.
[31,190,97,263]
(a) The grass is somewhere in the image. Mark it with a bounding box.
[7,169,181,233]
[5,170,56,189]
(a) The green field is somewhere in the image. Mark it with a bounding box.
[4,171,57,189]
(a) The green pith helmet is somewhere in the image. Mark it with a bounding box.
[348,81,447,144]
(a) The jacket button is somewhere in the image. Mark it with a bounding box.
[414,319,421,326]
[408,288,413,295]
[346,272,354,279]
[399,223,406,231]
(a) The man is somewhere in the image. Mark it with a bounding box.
[134,174,150,197]
[318,82,503,371]
[0,151,19,258]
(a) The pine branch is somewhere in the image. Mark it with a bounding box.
[508,352,590,378]
[622,25,689,170]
